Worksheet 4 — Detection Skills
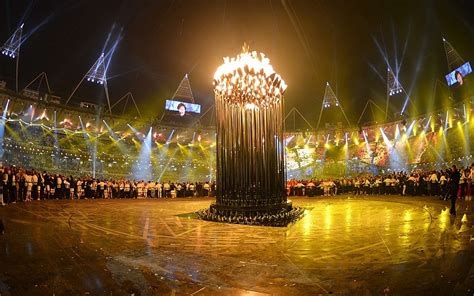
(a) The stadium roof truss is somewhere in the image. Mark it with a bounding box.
[357,99,386,125]
[285,107,314,131]
[22,72,52,94]
[316,82,351,129]
[109,92,142,119]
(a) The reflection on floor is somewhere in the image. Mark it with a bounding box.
[0,196,473,295]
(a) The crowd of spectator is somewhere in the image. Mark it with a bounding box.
[288,166,473,201]
[0,165,215,206]
[1,164,472,215]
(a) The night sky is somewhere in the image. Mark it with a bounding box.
[1,0,473,124]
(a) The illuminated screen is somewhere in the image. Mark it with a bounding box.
[165,100,201,116]
[445,62,472,86]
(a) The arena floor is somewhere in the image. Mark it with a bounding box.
[0,196,473,295]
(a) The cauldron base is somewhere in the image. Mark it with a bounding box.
[196,202,305,227]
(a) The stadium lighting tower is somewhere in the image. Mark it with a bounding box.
[86,53,107,85]
[442,37,464,71]
[196,44,304,226]
[386,66,411,119]
[65,51,113,113]
[1,23,23,58]
[65,25,122,113]
[387,67,403,97]
[1,23,24,92]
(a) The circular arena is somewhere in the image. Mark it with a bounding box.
[0,1,473,295]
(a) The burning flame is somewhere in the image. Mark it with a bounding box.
[213,44,287,107]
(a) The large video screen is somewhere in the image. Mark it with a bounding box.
[445,62,472,87]
[165,100,201,116]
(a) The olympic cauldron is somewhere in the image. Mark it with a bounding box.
[196,45,304,226]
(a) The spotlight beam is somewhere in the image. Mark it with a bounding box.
[132,127,153,181]
[0,100,10,158]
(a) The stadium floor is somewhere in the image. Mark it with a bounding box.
[0,196,473,295]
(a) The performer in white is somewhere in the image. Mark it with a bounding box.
[63,178,70,200]
[25,172,33,202]
[69,179,75,200]
[76,179,83,199]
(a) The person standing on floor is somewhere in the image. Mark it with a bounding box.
[25,171,33,202]
[449,165,461,216]
[56,175,63,199]
[2,169,9,204]
[76,179,83,199]
[63,178,70,200]
[32,171,38,200]
[0,167,4,206]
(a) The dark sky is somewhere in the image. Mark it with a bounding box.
[1,0,473,124]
